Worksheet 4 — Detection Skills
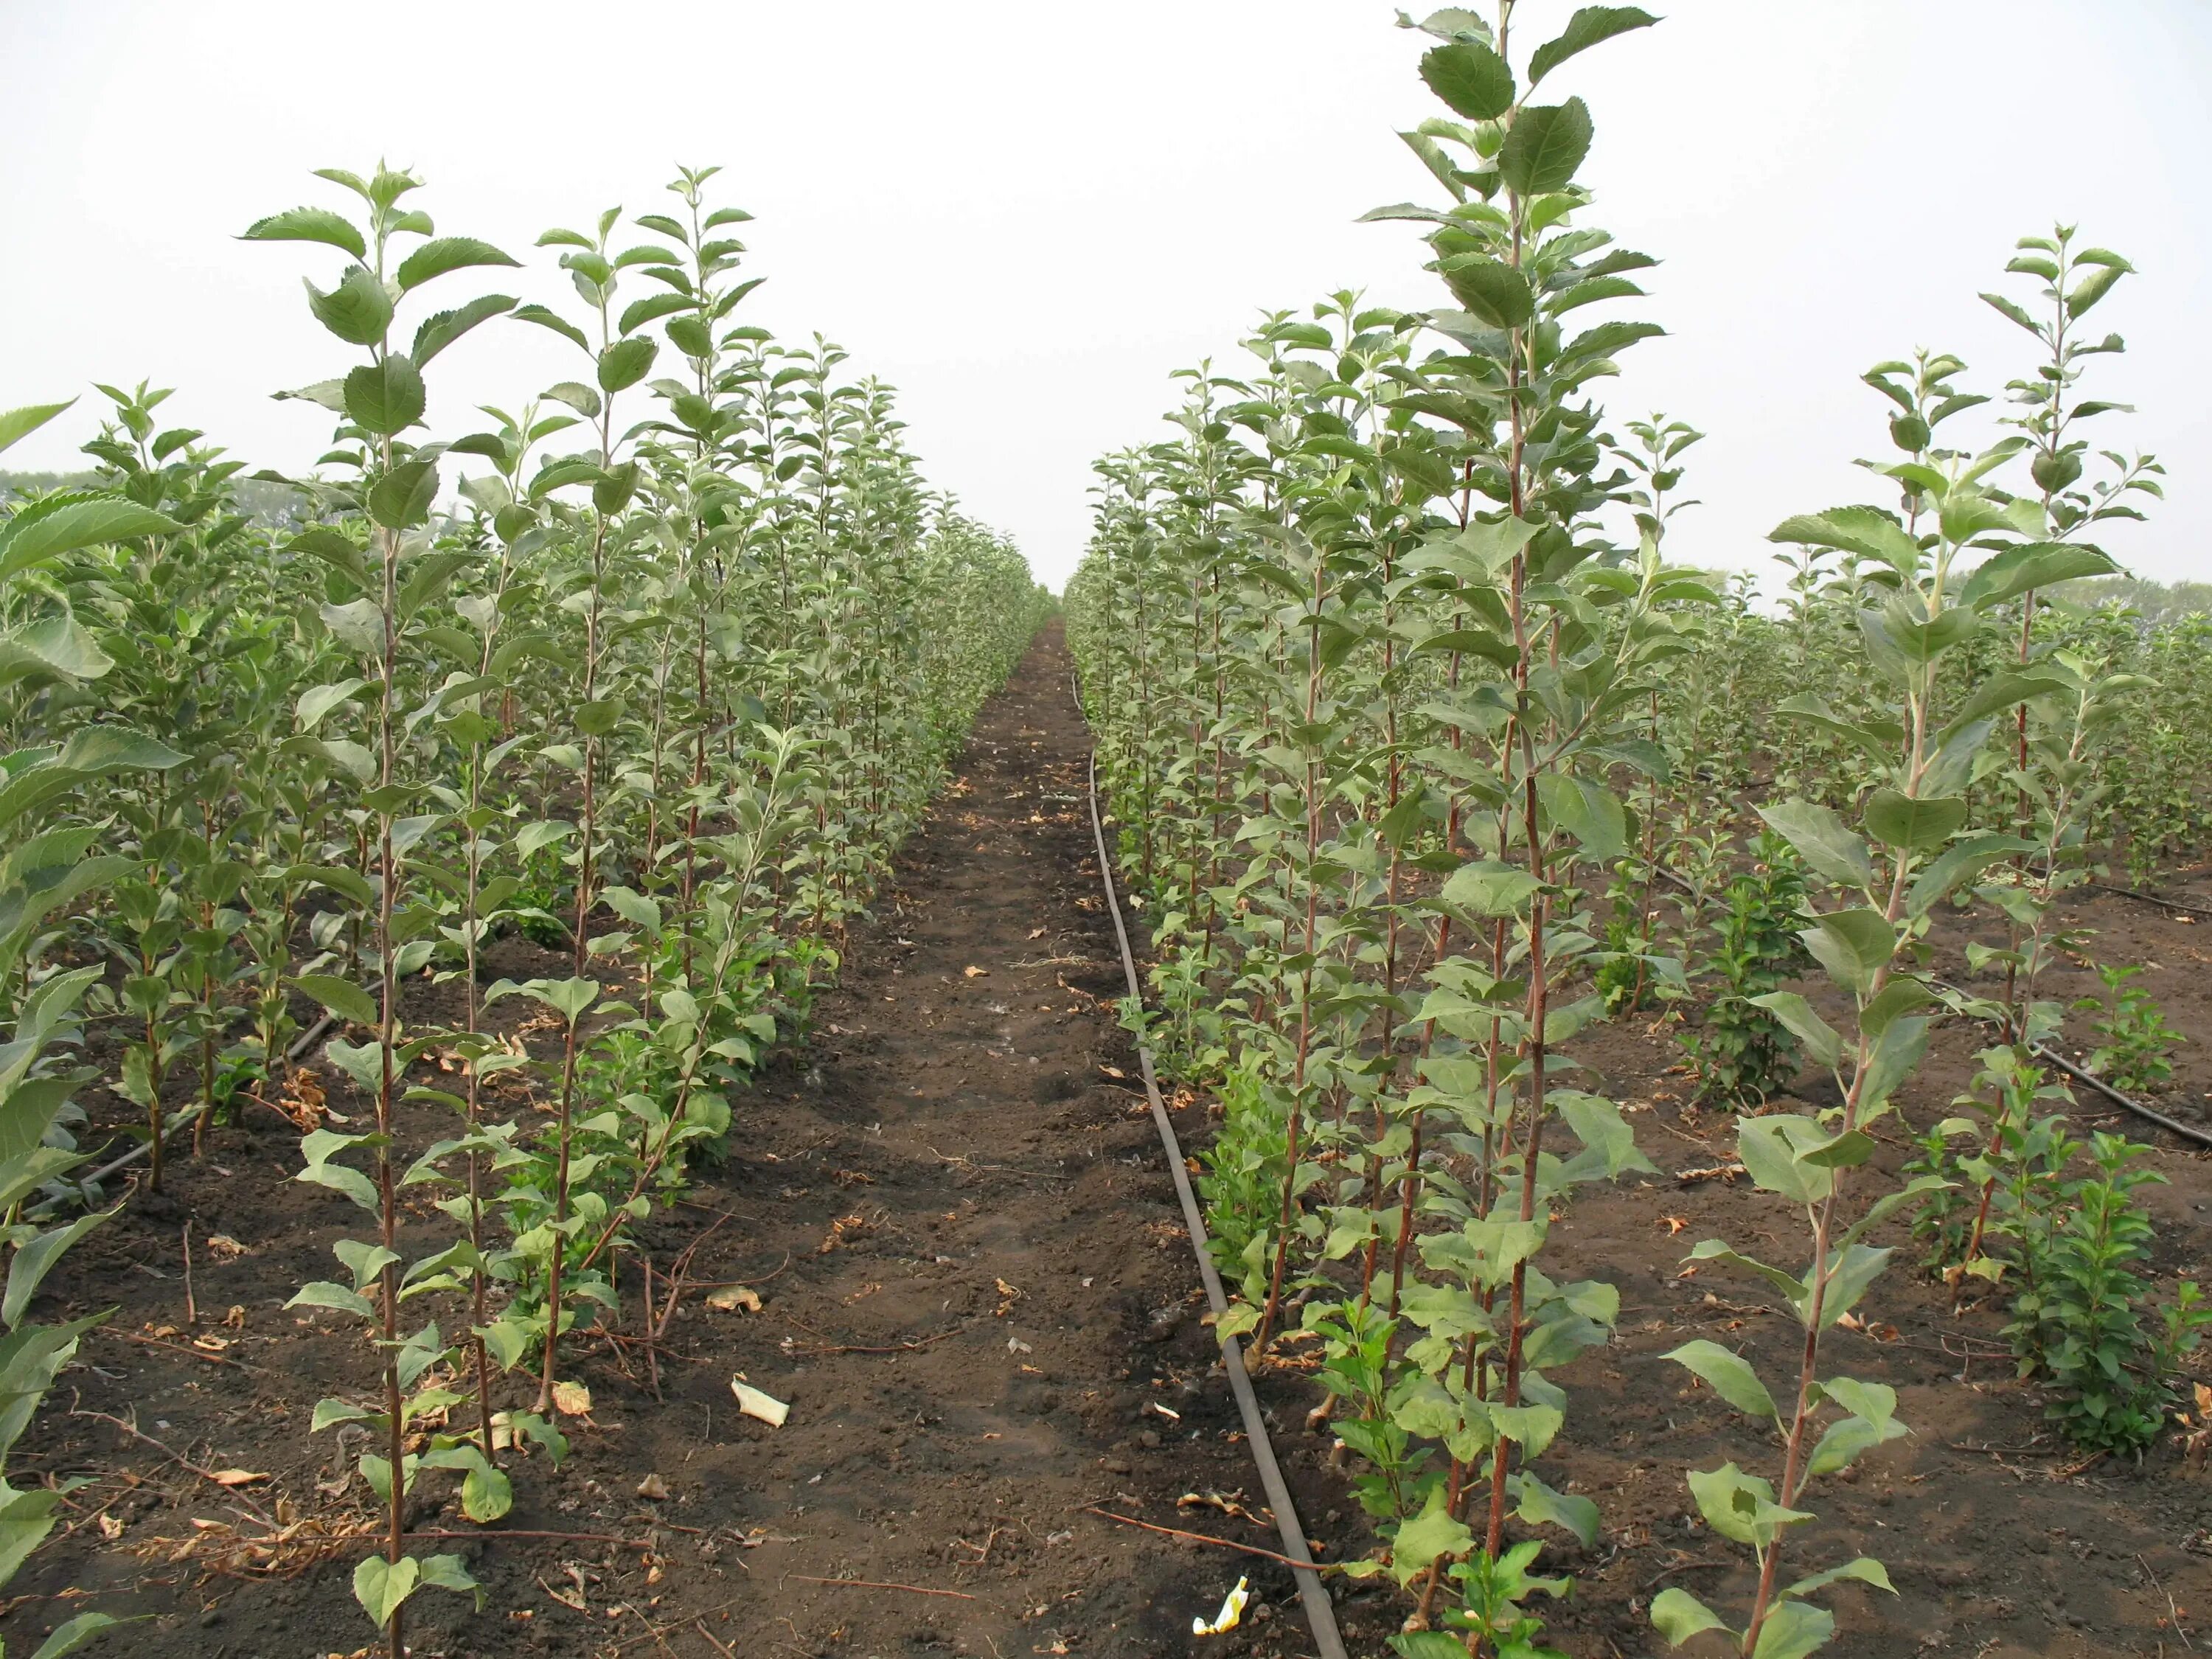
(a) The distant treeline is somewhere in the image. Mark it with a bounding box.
[2052,574,2212,623]
[1,469,310,529]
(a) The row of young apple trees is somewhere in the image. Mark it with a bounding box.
[1068,7,2198,1658]
[0,163,1045,1654]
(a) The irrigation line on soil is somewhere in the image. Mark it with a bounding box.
[1921,978,2212,1151]
[1082,737,1350,1659]
[1646,860,2212,1150]
[2087,880,2212,920]
[27,991,361,1220]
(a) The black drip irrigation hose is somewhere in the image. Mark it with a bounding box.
[1081,748,1350,1659]
[2087,880,2212,921]
[28,995,357,1220]
[1647,861,2212,1150]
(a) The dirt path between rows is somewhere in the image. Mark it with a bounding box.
[7,623,1362,1659]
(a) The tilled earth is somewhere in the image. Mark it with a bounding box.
[2,624,1369,1659]
[7,623,2212,1659]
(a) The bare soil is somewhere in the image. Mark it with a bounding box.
[5,623,2211,1659]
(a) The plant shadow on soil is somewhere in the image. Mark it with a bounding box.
[7,622,2212,1658]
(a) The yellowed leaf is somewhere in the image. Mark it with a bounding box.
[208,1468,268,1487]
[706,1284,762,1313]
[550,1380,593,1417]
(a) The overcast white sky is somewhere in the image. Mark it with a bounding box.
[4,1,2208,592]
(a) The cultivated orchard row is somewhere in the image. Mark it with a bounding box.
[0,162,1047,1655]
[1070,5,2205,1656]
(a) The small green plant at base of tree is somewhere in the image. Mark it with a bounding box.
[1680,830,1811,1108]
[2031,1133,2211,1453]
[2075,962,2182,1093]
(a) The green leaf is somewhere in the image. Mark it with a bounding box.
[1440,858,1543,917]
[513,304,592,354]
[619,292,693,335]
[1818,1242,1893,1326]
[1489,1402,1563,1453]
[2066,262,2127,318]
[395,237,519,292]
[521,976,599,1023]
[368,459,439,529]
[1737,1116,1833,1205]
[1784,1557,1895,1599]
[460,1459,512,1522]
[29,1610,134,1659]
[1685,1239,1809,1304]
[1958,541,2118,612]
[1750,1598,1834,1659]
[1907,832,2035,918]
[306,266,394,346]
[1419,41,1514,119]
[345,357,426,435]
[1512,1470,1599,1545]
[1536,771,1629,863]
[3,1211,109,1329]
[54,727,186,773]
[1806,1412,1906,1477]
[1767,505,1919,576]
[0,498,181,579]
[295,974,378,1027]
[418,1551,482,1605]
[288,1279,376,1318]
[1388,1487,1475,1587]
[1390,1635,1475,1659]
[1802,909,1894,998]
[353,1552,421,1628]
[1854,1015,1927,1111]
[597,336,658,394]
[1665,1339,1778,1420]
[0,618,111,685]
[1750,992,1842,1069]
[242,206,366,260]
[0,1484,62,1590]
[1650,1586,1731,1646]
[1861,789,1965,852]
[412,293,516,367]
[1498,99,1593,195]
[1773,692,1900,759]
[0,402,77,460]
[1757,801,1873,892]
[1528,7,1659,84]
[1686,1462,1795,1546]
[1440,257,1536,329]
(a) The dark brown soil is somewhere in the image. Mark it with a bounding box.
[6,623,2211,1659]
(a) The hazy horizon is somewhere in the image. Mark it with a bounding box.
[6,1,2207,592]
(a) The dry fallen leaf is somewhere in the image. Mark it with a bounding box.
[540,1574,588,1613]
[550,1380,593,1417]
[963,964,988,978]
[209,1469,268,1487]
[1660,1214,1689,1235]
[97,1513,124,1541]
[706,1284,762,1314]
[1027,926,1047,939]
[636,1472,669,1500]
[203,1234,247,1260]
